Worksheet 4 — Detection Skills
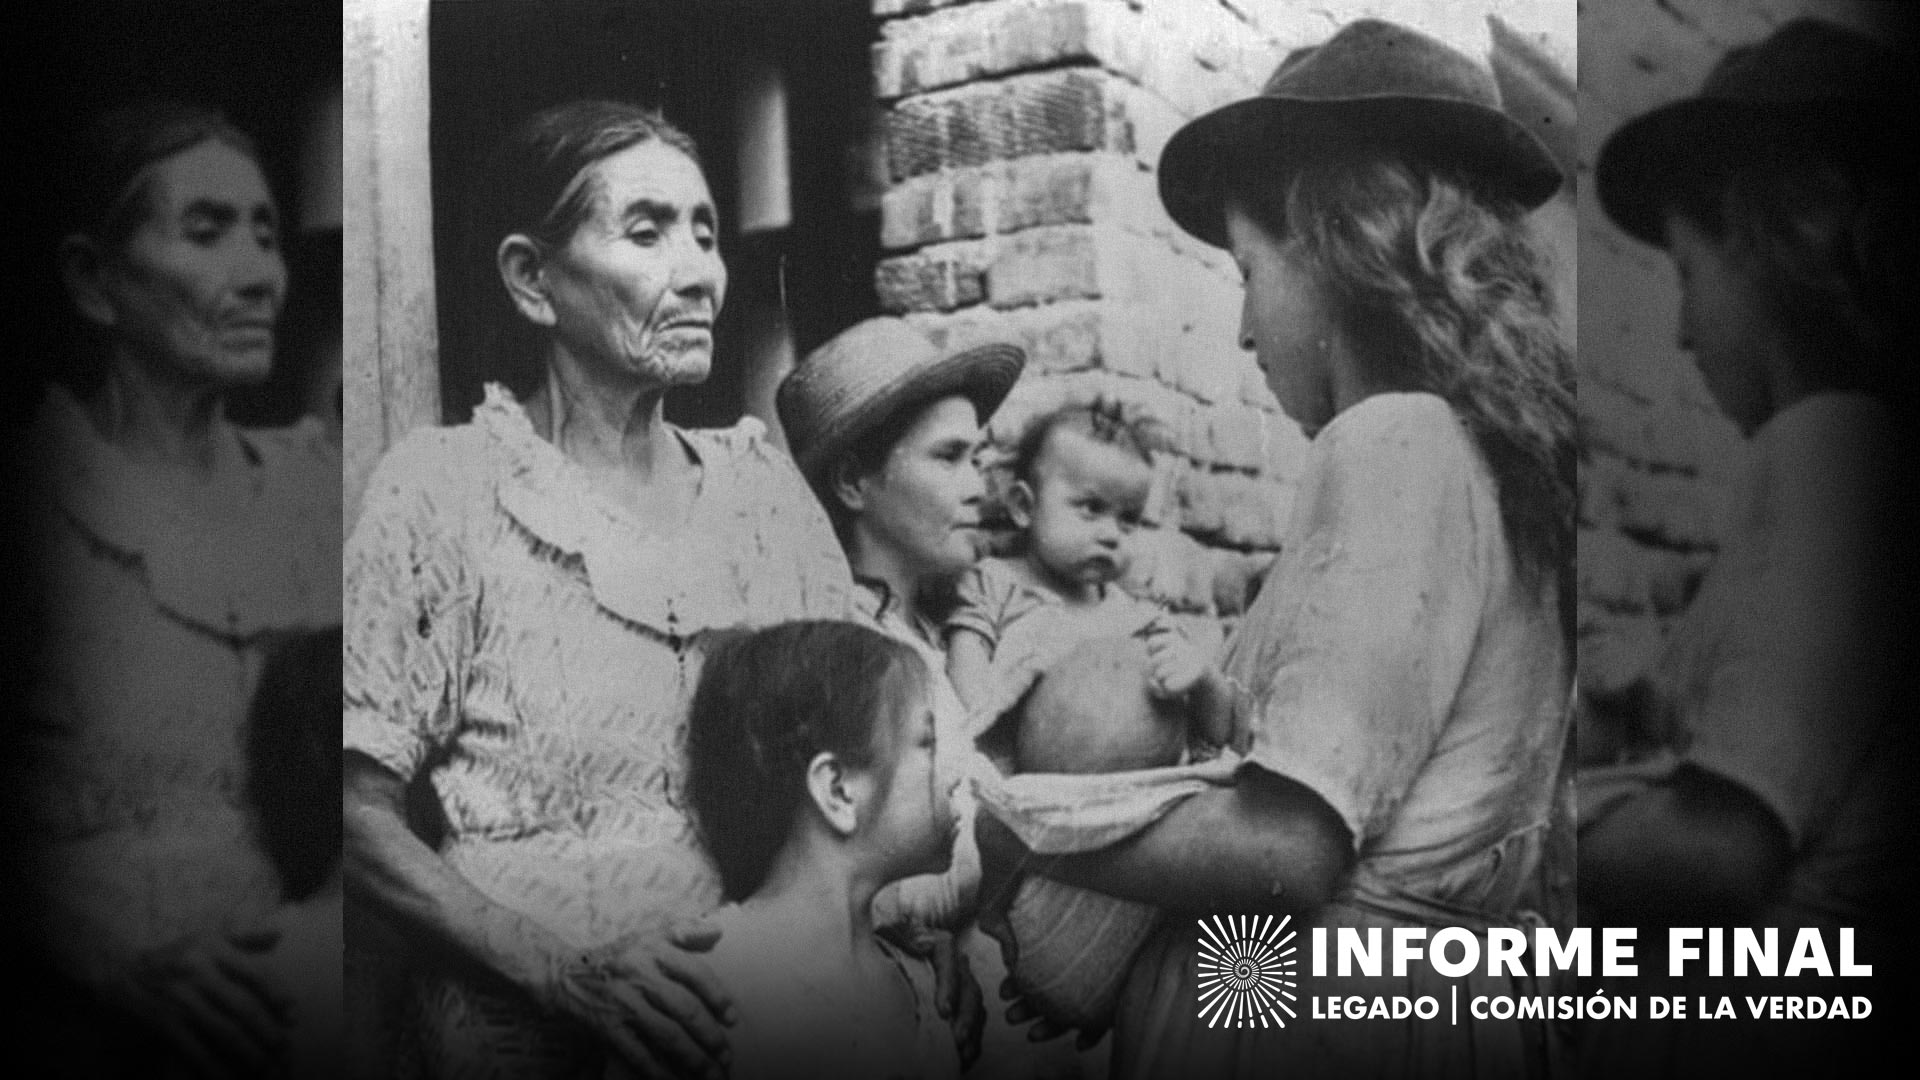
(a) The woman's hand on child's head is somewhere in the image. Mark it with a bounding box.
[1142,618,1208,699]
[538,916,734,1080]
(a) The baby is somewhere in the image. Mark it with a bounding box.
[947,403,1233,771]
[679,620,962,1080]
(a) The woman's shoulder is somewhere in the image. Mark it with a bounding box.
[681,415,810,488]
[1311,392,1482,488]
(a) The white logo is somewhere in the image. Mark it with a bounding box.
[1196,914,1300,1028]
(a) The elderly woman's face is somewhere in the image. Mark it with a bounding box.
[849,395,988,581]
[542,140,727,388]
[1665,213,1778,435]
[1223,198,1344,438]
[100,140,286,387]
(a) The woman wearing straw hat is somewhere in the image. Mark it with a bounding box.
[778,316,1064,1074]
[1578,18,1912,1076]
[975,18,1577,1077]
[342,101,855,1078]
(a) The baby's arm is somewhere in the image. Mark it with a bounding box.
[1142,616,1241,751]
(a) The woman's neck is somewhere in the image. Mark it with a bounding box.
[743,830,884,954]
[848,538,929,629]
[85,353,234,474]
[529,346,680,480]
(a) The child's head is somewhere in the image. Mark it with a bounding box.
[687,620,953,901]
[1009,404,1161,591]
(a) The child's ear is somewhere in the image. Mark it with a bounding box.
[1007,479,1036,529]
[805,751,868,837]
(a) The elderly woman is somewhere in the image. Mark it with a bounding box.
[978,20,1576,1077]
[14,101,341,1076]
[1578,19,1908,1076]
[342,101,852,1078]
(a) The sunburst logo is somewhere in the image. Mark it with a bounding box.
[1196,915,1300,1028]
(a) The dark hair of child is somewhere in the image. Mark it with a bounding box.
[1011,402,1168,486]
[247,626,343,902]
[687,620,930,902]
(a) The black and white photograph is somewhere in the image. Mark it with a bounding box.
[0,0,1911,1077]
[343,1,1581,1077]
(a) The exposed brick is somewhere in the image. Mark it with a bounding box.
[885,69,1112,182]
[1179,470,1288,549]
[1122,524,1219,614]
[987,225,1100,308]
[880,153,1162,253]
[1005,300,1103,374]
[874,242,991,313]
[880,169,989,250]
[877,0,1262,115]
[874,0,1099,101]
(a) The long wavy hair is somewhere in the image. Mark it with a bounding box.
[1232,149,1576,637]
[1663,144,1912,404]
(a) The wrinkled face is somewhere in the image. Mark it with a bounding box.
[1664,213,1777,435]
[863,662,955,879]
[542,140,727,388]
[1019,428,1150,593]
[852,395,988,581]
[99,140,286,387]
[1224,198,1345,438]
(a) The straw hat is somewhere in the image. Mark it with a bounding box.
[1157,18,1563,249]
[777,317,1025,483]
[1596,18,1908,248]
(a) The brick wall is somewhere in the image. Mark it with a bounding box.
[1575,0,1895,713]
[869,0,1572,621]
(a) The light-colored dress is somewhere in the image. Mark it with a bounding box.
[1577,392,1901,1077]
[343,384,853,1077]
[15,387,341,1061]
[702,903,961,1080]
[1113,393,1571,1079]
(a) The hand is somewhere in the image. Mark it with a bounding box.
[931,933,985,1068]
[538,916,734,1080]
[1000,976,1109,1051]
[1142,618,1208,699]
[105,919,294,1080]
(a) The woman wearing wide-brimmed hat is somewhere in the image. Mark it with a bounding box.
[1578,18,1912,1076]
[974,18,1576,1077]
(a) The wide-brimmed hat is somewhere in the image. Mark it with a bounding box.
[1597,18,1908,248]
[1157,18,1563,249]
[778,317,1025,483]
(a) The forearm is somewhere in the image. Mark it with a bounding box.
[342,755,567,999]
[993,770,1353,915]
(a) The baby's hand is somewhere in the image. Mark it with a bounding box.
[1141,618,1208,699]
